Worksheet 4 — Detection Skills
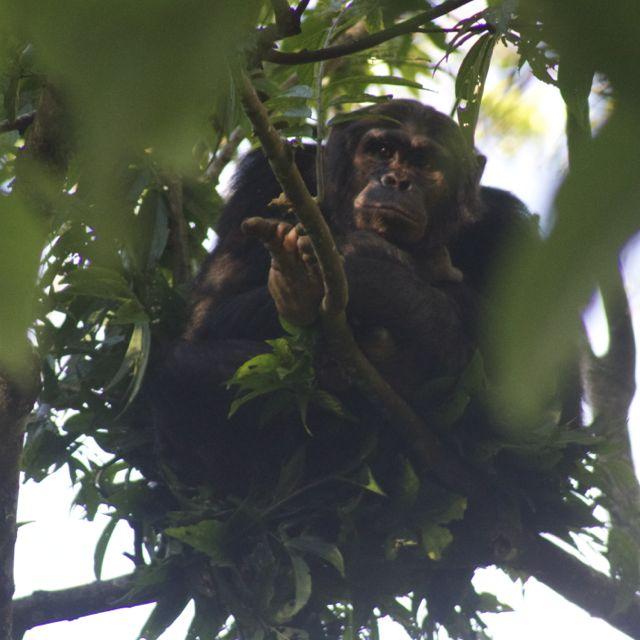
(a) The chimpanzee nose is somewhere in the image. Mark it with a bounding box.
[380,172,411,191]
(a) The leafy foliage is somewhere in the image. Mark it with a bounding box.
[1,1,639,639]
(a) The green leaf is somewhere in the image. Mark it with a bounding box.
[228,353,279,384]
[130,188,170,271]
[165,520,230,563]
[274,554,312,623]
[311,389,357,421]
[62,266,133,300]
[516,26,557,86]
[329,75,424,90]
[273,447,306,502]
[286,536,346,577]
[433,494,468,525]
[395,457,420,508]
[105,322,151,408]
[281,85,314,99]
[269,338,295,368]
[420,524,453,560]
[138,592,192,640]
[186,596,226,640]
[279,316,308,336]
[94,516,118,580]
[328,93,392,107]
[21,420,75,482]
[110,299,149,325]
[455,33,498,145]
[227,384,282,418]
[485,0,518,34]
[258,391,296,427]
[475,591,513,613]
[348,465,386,496]
[279,105,313,119]
[297,394,311,434]
[227,329,318,426]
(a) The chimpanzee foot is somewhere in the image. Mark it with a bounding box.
[242,217,323,326]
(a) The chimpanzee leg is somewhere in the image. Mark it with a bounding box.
[151,338,269,491]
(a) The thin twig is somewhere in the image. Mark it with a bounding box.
[237,70,348,316]
[263,0,474,64]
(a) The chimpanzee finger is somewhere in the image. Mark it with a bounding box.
[297,235,317,264]
[294,222,307,236]
[242,217,292,251]
[241,216,277,240]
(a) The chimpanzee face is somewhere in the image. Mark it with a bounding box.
[351,124,455,244]
[324,100,481,250]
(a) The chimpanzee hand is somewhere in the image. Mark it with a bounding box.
[242,217,324,326]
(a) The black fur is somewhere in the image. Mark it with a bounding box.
[153,100,538,492]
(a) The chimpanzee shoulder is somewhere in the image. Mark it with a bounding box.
[450,186,539,293]
[186,146,316,341]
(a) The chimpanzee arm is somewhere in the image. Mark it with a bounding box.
[187,285,282,342]
[345,256,476,378]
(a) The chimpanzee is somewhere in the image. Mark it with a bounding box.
[153,100,538,492]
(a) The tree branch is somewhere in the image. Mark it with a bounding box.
[11,573,163,638]
[0,378,38,640]
[205,127,245,186]
[271,0,296,36]
[262,0,474,64]
[164,174,190,286]
[515,535,640,639]
[0,113,36,135]
[591,266,637,426]
[1,84,69,640]
[585,265,640,534]
[294,0,311,19]
[235,70,477,496]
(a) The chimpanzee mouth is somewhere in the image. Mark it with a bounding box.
[356,204,420,223]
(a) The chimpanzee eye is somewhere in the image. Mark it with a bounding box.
[366,139,394,159]
[377,144,393,159]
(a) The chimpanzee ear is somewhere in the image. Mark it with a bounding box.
[475,153,487,183]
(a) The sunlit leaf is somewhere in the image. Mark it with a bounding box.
[165,520,230,563]
[455,33,498,145]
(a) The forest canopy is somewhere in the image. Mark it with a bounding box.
[0,2,639,640]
